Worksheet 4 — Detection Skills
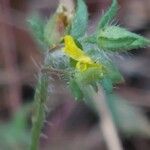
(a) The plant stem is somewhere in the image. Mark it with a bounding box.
[30,0,74,148]
[93,86,123,150]
[30,74,48,150]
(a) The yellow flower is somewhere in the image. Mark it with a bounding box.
[63,35,103,72]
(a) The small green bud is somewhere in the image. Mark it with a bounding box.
[97,26,150,52]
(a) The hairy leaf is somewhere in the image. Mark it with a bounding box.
[83,34,97,44]
[84,46,124,84]
[101,77,113,94]
[44,15,61,47]
[70,0,88,38]
[97,26,150,51]
[97,0,118,29]
[107,64,124,84]
[27,14,45,45]
[107,94,150,137]
[69,79,83,101]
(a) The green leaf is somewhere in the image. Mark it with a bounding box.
[69,78,96,109]
[94,88,150,137]
[0,105,31,150]
[83,34,97,44]
[78,85,96,109]
[70,0,88,38]
[97,26,150,52]
[69,79,83,101]
[107,64,124,84]
[44,15,61,47]
[101,77,113,94]
[84,47,124,84]
[27,14,45,45]
[107,94,150,137]
[97,0,118,29]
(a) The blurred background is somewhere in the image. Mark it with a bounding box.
[0,0,150,149]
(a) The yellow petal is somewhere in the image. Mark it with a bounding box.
[63,35,105,72]
[64,35,92,63]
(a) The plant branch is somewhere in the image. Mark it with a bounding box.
[30,73,48,150]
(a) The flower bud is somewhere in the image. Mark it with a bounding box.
[97,26,150,52]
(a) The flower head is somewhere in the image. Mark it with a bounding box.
[63,35,103,72]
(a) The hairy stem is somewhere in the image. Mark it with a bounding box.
[30,73,48,150]
[30,0,74,148]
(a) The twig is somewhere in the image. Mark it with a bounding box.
[93,86,123,150]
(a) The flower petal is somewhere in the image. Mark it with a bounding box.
[63,35,104,72]
[64,35,92,63]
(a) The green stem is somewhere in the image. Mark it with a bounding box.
[30,74,48,150]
